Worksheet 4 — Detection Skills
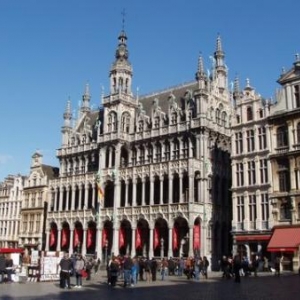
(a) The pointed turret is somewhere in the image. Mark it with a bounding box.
[233,76,240,102]
[195,53,208,92]
[213,34,227,92]
[61,98,73,146]
[109,29,133,95]
[81,83,91,114]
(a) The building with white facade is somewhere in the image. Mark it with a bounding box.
[46,29,233,269]
[18,152,59,253]
[0,174,24,249]
[267,55,300,271]
[231,77,273,260]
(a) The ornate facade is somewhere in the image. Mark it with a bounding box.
[18,152,58,252]
[231,78,273,258]
[0,174,24,248]
[47,30,232,269]
[267,55,300,271]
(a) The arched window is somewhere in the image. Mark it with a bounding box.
[215,109,220,124]
[221,111,227,127]
[247,106,253,121]
[121,112,130,133]
[276,126,288,147]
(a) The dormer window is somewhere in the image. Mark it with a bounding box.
[138,120,144,132]
[246,106,253,121]
[171,112,177,125]
[294,84,300,108]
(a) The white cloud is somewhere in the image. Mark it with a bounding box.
[0,154,13,165]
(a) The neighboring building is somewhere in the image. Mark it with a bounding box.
[0,174,24,248]
[47,29,233,269]
[231,77,274,259]
[267,55,300,271]
[18,152,59,253]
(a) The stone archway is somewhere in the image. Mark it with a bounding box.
[119,219,132,256]
[173,217,189,257]
[136,219,150,257]
[86,221,97,255]
[61,222,70,252]
[49,222,58,251]
[74,221,83,254]
[154,218,168,258]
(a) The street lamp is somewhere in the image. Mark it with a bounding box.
[160,238,164,259]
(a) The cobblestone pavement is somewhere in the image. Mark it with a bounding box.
[0,271,299,300]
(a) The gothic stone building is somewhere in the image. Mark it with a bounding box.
[47,30,232,269]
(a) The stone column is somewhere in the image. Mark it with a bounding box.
[131,227,136,257]
[56,229,61,251]
[82,228,87,256]
[45,230,50,251]
[149,226,154,259]
[160,175,163,205]
[168,174,173,204]
[168,226,173,258]
[69,229,74,254]
[132,178,137,207]
[179,173,183,203]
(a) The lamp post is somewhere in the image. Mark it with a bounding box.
[160,238,164,259]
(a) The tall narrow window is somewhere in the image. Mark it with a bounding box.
[236,163,244,187]
[278,159,290,192]
[246,129,255,152]
[248,161,256,185]
[173,139,180,159]
[235,132,243,154]
[249,194,257,222]
[276,126,288,147]
[261,193,269,222]
[297,122,300,144]
[237,196,245,223]
[155,142,162,162]
[259,159,268,184]
[164,141,170,161]
[182,138,189,158]
[246,106,253,121]
[258,127,267,150]
[294,85,300,108]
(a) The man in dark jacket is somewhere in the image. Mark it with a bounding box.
[59,252,73,288]
[0,254,6,283]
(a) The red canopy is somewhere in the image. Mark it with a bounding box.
[0,248,24,254]
[267,227,300,252]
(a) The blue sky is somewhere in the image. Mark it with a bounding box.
[0,0,299,181]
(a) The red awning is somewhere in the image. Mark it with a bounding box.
[235,234,271,242]
[267,227,300,252]
[0,248,24,254]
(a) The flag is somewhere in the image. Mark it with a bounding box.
[95,172,104,207]
[50,228,56,247]
[136,227,142,249]
[173,226,179,250]
[154,227,159,249]
[119,227,125,248]
[61,228,68,247]
[193,224,201,250]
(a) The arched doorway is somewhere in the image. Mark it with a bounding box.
[49,222,58,251]
[119,219,132,256]
[154,218,168,258]
[86,221,97,255]
[173,217,189,257]
[74,221,83,254]
[61,222,70,252]
[102,220,113,264]
[136,219,150,257]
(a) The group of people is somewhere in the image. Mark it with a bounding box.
[59,252,101,289]
[0,253,14,283]
[106,255,211,287]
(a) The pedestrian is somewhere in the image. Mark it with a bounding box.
[202,256,209,279]
[123,255,133,287]
[59,252,73,289]
[5,255,14,283]
[0,254,6,283]
[74,254,85,288]
[233,255,241,283]
[131,257,138,286]
[150,257,157,281]
[109,256,119,287]
[94,258,101,274]
[274,256,281,277]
